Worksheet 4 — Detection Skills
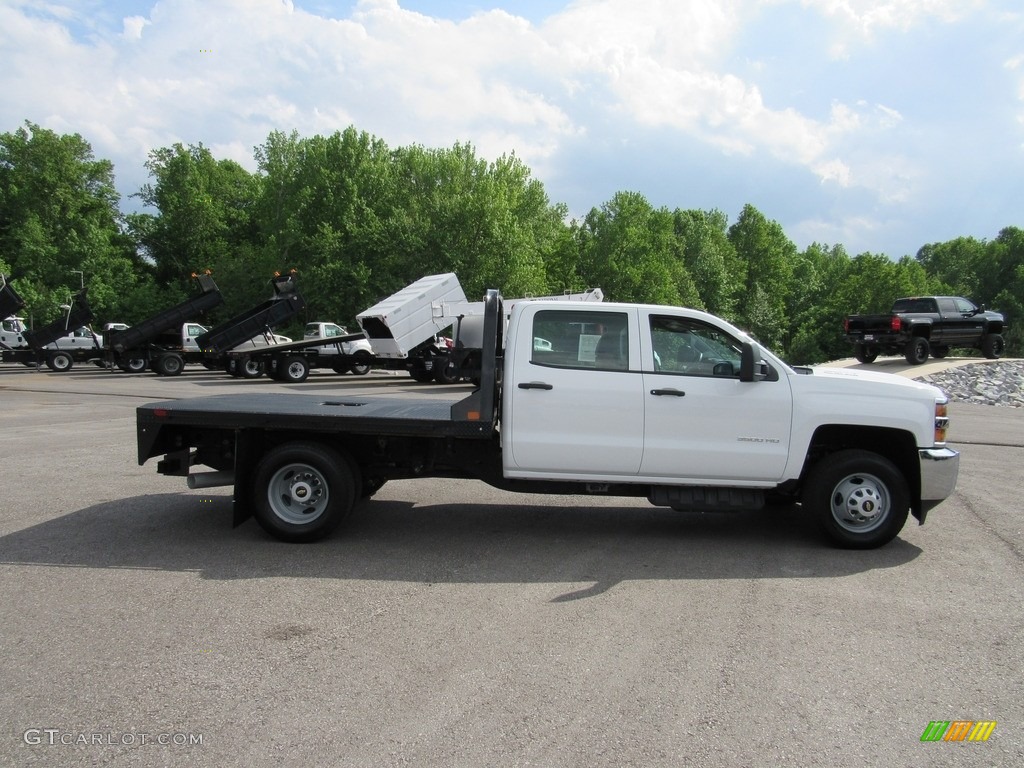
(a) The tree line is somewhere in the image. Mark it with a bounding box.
[1,120,1020,362]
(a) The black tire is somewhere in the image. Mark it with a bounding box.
[854,344,878,364]
[46,351,74,372]
[409,367,434,383]
[349,350,372,376]
[331,362,351,375]
[156,353,184,376]
[803,449,910,549]
[982,333,1004,360]
[279,355,310,383]
[434,357,461,384]
[252,442,360,542]
[117,358,148,376]
[904,337,929,365]
[239,358,265,379]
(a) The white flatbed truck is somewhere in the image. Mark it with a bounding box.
[136,290,959,549]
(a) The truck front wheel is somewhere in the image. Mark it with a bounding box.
[904,337,929,365]
[803,449,910,549]
[46,351,74,372]
[252,442,360,542]
[982,333,1004,359]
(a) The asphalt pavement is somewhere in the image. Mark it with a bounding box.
[0,363,1021,768]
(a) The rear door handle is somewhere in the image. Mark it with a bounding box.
[650,388,685,397]
[518,381,553,390]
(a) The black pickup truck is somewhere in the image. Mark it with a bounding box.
[844,296,1006,365]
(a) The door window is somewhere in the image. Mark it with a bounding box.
[650,315,743,377]
[531,310,630,371]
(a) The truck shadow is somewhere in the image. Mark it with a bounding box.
[0,493,921,596]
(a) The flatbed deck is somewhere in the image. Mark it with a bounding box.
[137,391,494,464]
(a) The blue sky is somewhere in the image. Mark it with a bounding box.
[2,0,1022,259]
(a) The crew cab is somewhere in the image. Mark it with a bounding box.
[137,291,959,549]
[844,296,1006,364]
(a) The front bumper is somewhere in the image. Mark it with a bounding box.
[916,446,960,521]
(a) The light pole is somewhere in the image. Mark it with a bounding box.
[70,270,84,290]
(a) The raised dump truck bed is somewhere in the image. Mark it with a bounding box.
[107,273,222,355]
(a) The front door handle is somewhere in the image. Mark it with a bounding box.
[518,381,553,390]
[650,388,685,397]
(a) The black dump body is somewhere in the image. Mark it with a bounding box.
[195,273,304,353]
[22,288,96,350]
[0,275,26,319]
[107,273,222,354]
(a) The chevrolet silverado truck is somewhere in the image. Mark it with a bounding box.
[137,291,959,549]
[844,296,1006,365]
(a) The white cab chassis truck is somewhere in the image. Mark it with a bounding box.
[137,291,959,549]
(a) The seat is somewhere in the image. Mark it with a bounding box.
[594,331,627,370]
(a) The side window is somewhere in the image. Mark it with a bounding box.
[937,298,958,313]
[650,315,743,377]
[954,298,977,314]
[187,325,205,337]
[531,310,630,370]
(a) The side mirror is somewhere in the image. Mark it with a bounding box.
[739,342,769,382]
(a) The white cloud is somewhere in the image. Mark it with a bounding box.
[122,15,148,40]
[0,0,1020,257]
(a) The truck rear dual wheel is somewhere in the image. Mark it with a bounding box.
[904,337,929,365]
[117,357,148,373]
[434,359,461,384]
[803,449,910,549]
[349,350,372,376]
[156,353,184,376]
[252,442,361,542]
[240,359,265,379]
[273,355,309,383]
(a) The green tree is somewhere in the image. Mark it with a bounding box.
[727,204,796,349]
[576,191,699,306]
[0,121,142,323]
[672,208,737,316]
[134,142,260,299]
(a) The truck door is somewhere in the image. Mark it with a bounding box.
[640,312,792,482]
[942,297,985,346]
[505,306,644,476]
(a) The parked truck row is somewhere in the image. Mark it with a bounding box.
[2,271,605,385]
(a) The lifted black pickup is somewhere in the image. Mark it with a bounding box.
[843,296,1006,364]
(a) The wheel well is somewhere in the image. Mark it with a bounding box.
[801,425,920,502]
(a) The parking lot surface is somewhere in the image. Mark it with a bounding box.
[1,365,1021,767]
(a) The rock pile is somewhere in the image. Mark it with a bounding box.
[917,360,1024,408]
